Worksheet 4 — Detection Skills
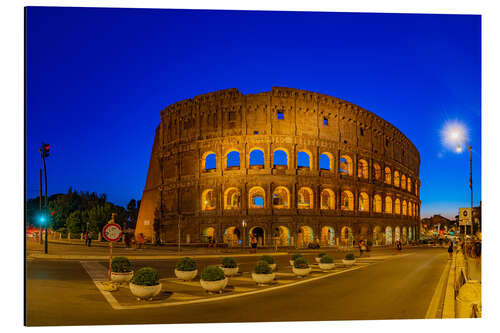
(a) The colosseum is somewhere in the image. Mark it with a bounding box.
[135,87,421,248]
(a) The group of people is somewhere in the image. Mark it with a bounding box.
[457,238,481,259]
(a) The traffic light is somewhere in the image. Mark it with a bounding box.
[42,143,50,158]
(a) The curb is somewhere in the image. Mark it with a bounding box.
[442,256,456,318]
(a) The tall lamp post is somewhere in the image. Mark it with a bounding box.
[457,144,473,236]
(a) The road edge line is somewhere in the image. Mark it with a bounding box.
[425,258,451,319]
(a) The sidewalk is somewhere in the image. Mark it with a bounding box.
[467,257,481,282]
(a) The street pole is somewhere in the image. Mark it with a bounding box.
[177,215,181,255]
[39,169,43,245]
[42,151,48,254]
[469,145,473,236]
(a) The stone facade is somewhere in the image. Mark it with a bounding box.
[135,87,421,247]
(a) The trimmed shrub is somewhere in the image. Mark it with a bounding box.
[320,255,334,264]
[294,256,309,269]
[111,256,132,273]
[345,253,355,260]
[291,253,304,261]
[221,257,237,268]
[201,266,225,281]
[317,253,327,258]
[254,261,272,274]
[131,267,159,286]
[176,257,197,271]
[259,255,275,264]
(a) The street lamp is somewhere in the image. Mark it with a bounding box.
[444,122,473,236]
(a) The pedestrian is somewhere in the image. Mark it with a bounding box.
[447,241,454,259]
[84,232,89,247]
[396,240,402,254]
[137,233,144,250]
[87,231,93,247]
[358,240,364,257]
[474,241,481,259]
[124,232,131,248]
[251,235,258,253]
[207,235,212,248]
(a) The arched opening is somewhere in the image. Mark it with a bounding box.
[224,226,240,246]
[272,186,290,209]
[385,226,393,245]
[373,162,382,180]
[250,226,265,247]
[407,177,412,192]
[340,155,353,176]
[249,148,265,168]
[395,226,401,242]
[226,150,240,169]
[341,190,354,211]
[202,227,215,243]
[357,159,369,179]
[297,151,311,169]
[394,171,400,187]
[273,149,288,168]
[385,196,393,213]
[409,226,413,241]
[320,153,333,170]
[385,167,392,184]
[297,187,313,209]
[224,187,241,210]
[341,226,354,248]
[320,189,335,210]
[359,192,369,212]
[249,186,265,209]
[278,226,291,246]
[203,152,217,172]
[201,189,216,211]
[395,198,401,214]
[298,226,314,248]
[321,226,335,246]
[373,226,384,246]
[402,200,407,215]
[373,194,382,213]
[408,202,413,217]
[401,174,407,190]
[402,226,408,244]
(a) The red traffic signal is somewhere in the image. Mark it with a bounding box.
[41,143,50,158]
[51,210,55,216]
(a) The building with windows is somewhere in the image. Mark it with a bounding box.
[135,87,421,247]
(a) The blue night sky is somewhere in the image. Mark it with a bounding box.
[26,7,481,219]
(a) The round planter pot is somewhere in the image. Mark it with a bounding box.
[252,272,275,285]
[110,271,134,283]
[318,263,336,270]
[200,277,228,293]
[343,259,356,266]
[289,260,295,266]
[269,263,277,271]
[292,266,311,277]
[315,257,321,263]
[220,266,239,277]
[174,269,198,281]
[129,282,162,299]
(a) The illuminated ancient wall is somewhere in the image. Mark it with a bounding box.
[136,87,421,247]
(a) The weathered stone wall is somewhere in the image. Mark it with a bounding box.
[136,87,421,246]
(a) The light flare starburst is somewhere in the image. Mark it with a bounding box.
[440,120,468,154]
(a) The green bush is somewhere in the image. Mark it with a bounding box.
[201,266,225,281]
[259,255,275,264]
[176,257,197,271]
[111,256,132,273]
[345,253,355,260]
[320,255,334,264]
[317,253,327,258]
[294,256,309,269]
[291,253,304,261]
[254,261,272,274]
[131,267,159,286]
[221,257,237,268]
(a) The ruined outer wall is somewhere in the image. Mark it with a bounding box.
[136,87,421,244]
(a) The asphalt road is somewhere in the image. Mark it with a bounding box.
[26,247,448,326]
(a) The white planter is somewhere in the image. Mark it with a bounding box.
[315,257,321,263]
[343,259,356,266]
[269,263,277,271]
[252,272,275,285]
[174,269,198,281]
[292,266,311,277]
[110,271,134,283]
[200,277,228,293]
[129,282,162,299]
[318,263,336,270]
[220,266,239,277]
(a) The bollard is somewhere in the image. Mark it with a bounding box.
[456,281,481,318]
[98,232,102,241]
